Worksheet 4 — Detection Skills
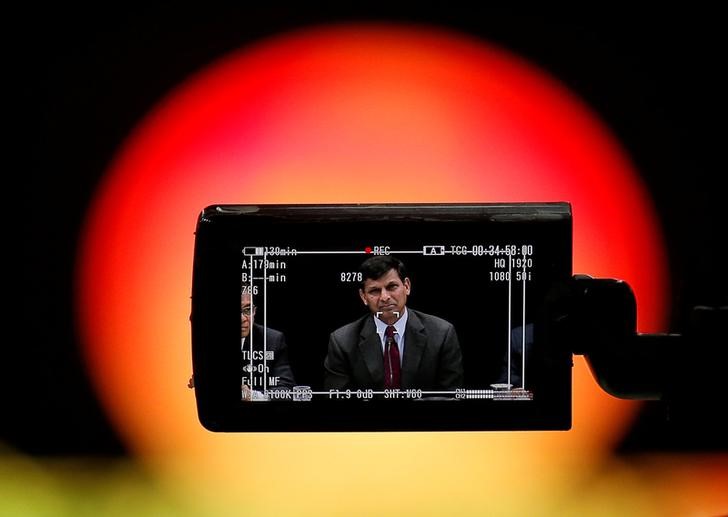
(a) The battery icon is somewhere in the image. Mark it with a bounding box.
[423,245,445,256]
[243,247,265,256]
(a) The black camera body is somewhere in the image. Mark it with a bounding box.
[191,203,573,431]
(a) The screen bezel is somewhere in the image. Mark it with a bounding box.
[190,203,572,432]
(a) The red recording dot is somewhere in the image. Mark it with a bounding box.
[365,246,372,254]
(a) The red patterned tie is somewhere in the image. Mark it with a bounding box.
[384,325,401,389]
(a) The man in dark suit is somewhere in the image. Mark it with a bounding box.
[188,292,296,400]
[493,323,533,390]
[240,292,296,400]
[324,256,463,392]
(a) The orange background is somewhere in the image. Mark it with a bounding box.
[9,11,727,515]
[68,26,727,515]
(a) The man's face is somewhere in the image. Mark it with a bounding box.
[241,293,255,337]
[359,268,411,324]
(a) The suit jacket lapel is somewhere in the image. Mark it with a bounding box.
[245,324,262,350]
[358,316,384,386]
[402,310,426,388]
